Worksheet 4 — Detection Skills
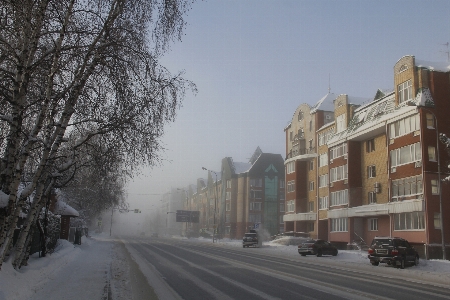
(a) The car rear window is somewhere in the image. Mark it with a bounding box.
[372,239,393,246]
[245,233,256,237]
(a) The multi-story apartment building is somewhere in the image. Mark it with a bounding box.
[283,55,450,259]
[218,147,285,239]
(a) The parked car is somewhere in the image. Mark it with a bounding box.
[243,230,259,248]
[368,237,419,269]
[298,239,338,257]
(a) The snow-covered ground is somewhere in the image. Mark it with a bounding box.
[1,234,450,300]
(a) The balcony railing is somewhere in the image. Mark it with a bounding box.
[286,146,316,160]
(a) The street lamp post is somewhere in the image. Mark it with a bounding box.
[202,167,218,243]
[177,188,189,236]
[408,102,445,260]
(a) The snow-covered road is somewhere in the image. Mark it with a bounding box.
[1,234,450,300]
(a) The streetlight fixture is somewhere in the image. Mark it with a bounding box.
[407,101,445,260]
[202,167,219,243]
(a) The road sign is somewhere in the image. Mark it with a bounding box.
[176,210,200,223]
[254,223,260,229]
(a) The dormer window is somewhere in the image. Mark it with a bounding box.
[398,79,412,104]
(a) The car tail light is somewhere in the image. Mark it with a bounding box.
[368,248,374,255]
[391,249,399,255]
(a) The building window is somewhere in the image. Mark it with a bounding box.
[287,181,295,193]
[287,200,295,212]
[330,189,348,206]
[250,178,262,187]
[280,179,285,189]
[279,202,285,212]
[391,175,423,200]
[309,160,314,171]
[394,212,424,230]
[319,153,328,167]
[225,213,230,223]
[329,143,347,160]
[330,164,348,183]
[250,202,261,211]
[309,201,314,212]
[368,192,377,204]
[367,165,376,178]
[389,114,420,139]
[434,212,441,229]
[309,120,312,132]
[336,114,346,132]
[428,146,436,161]
[249,214,261,223]
[366,139,375,152]
[431,179,440,195]
[298,111,304,121]
[286,161,295,174]
[319,196,329,210]
[398,79,412,104]
[390,142,421,167]
[331,218,348,232]
[426,113,435,128]
[226,202,231,211]
[319,174,328,188]
[226,191,231,200]
[369,218,378,231]
[226,180,231,189]
[309,139,313,150]
[225,226,231,234]
[318,128,334,146]
[290,131,293,141]
[309,181,314,191]
[250,190,262,199]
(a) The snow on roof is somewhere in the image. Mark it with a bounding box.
[327,92,418,146]
[411,87,435,107]
[0,190,8,208]
[53,200,79,217]
[415,59,450,72]
[310,93,336,114]
[347,95,371,106]
[233,161,252,174]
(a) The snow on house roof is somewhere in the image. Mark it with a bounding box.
[310,93,336,114]
[0,190,8,208]
[415,59,450,72]
[327,91,419,146]
[53,200,79,217]
[233,161,252,174]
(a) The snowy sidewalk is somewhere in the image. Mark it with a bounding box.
[0,233,157,300]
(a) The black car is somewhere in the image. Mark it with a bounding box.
[368,237,419,269]
[298,239,338,257]
[243,231,259,248]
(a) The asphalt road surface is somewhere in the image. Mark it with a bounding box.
[122,236,450,300]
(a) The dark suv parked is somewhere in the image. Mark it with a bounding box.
[368,237,419,269]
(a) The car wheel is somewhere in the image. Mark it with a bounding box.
[316,250,322,257]
[371,261,379,266]
[332,249,338,256]
[300,253,307,256]
[414,255,419,266]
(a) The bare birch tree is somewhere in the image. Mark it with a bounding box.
[0,0,195,269]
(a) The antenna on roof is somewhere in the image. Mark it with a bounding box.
[328,73,331,93]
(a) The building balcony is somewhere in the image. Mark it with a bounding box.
[285,147,317,161]
[327,198,424,218]
[283,212,316,222]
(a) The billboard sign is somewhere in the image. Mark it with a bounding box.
[176,210,200,223]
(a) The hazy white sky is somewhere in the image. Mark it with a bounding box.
[126,0,450,210]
